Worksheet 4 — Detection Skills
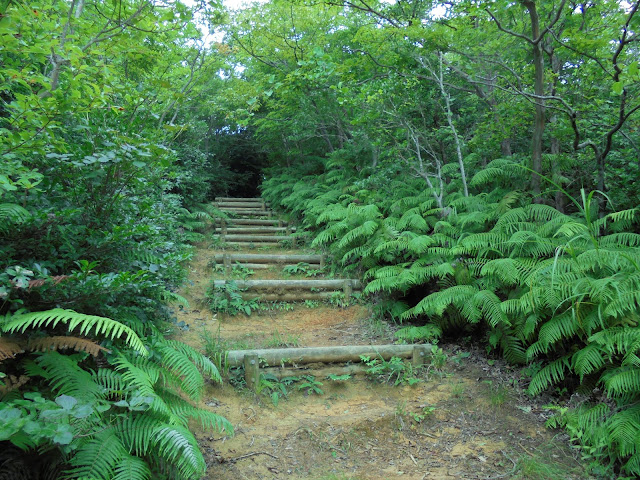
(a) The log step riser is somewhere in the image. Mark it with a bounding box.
[216,219,285,226]
[213,254,323,262]
[216,204,267,210]
[227,344,432,367]
[215,198,266,203]
[214,228,296,234]
[214,235,294,242]
[213,279,361,289]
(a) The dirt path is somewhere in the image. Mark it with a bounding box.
[174,242,592,480]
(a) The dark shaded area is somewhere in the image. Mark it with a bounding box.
[0,443,63,480]
[207,128,268,199]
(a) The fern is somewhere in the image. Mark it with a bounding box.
[1,309,147,355]
[0,203,30,228]
[27,336,110,357]
[112,455,152,480]
[66,429,128,480]
[0,336,24,361]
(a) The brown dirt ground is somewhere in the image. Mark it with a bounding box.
[173,242,593,480]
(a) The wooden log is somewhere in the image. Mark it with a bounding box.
[212,253,324,264]
[215,234,293,242]
[215,197,266,203]
[223,242,282,248]
[244,354,260,391]
[223,263,319,270]
[216,202,267,209]
[213,227,296,234]
[240,292,336,301]
[412,344,430,367]
[218,209,275,216]
[343,279,353,299]
[218,209,274,214]
[226,344,429,367]
[216,218,283,226]
[213,279,361,289]
[261,364,369,379]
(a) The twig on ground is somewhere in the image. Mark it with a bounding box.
[223,451,279,464]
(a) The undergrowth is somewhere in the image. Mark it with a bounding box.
[262,159,640,477]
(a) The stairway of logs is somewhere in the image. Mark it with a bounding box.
[212,197,361,302]
[212,197,430,390]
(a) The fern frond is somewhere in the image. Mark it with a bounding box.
[0,203,30,225]
[394,324,442,343]
[159,388,233,433]
[112,455,152,480]
[2,309,147,355]
[29,351,104,399]
[404,285,477,319]
[154,342,206,401]
[67,429,127,480]
[572,344,606,380]
[527,355,571,395]
[161,290,190,308]
[162,339,222,383]
[0,374,30,395]
[27,336,110,357]
[602,366,640,396]
[0,337,24,361]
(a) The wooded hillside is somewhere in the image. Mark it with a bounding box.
[1,0,639,478]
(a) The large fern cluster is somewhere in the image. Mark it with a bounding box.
[263,159,640,475]
[0,309,231,479]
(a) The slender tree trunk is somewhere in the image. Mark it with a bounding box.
[522,0,545,202]
[549,49,565,212]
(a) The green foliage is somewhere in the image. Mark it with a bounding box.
[2,309,147,355]
[361,355,420,386]
[206,281,259,315]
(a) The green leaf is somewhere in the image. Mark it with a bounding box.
[56,395,78,410]
[612,81,624,95]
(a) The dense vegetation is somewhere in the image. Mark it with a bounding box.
[2,0,639,478]
[222,0,640,477]
[0,1,240,478]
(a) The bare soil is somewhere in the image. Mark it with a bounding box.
[174,243,592,480]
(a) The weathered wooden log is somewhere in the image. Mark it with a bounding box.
[215,197,266,203]
[218,208,273,214]
[216,202,267,209]
[216,218,283,226]
[244,354,260,390]
[215,234,293,242]
[226,344,430,367]
[212,254,323,264]
[261,364,369,379]
[213,227,296,234]
[225,263,318,270]
[224,212,274,218]
[240,292,336,301]
[213,279,361,289]
[223,242,283,248]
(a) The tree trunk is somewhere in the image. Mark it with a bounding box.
[522,0,546,202]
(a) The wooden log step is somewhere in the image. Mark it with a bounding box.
[217,205,268,210]
[262,364,369,379]
[223,242,283,248]
[240,292,335,301]
[212,253,324,264]
[215,234,293,242]
[216,202,267,209]
[216,218,284,226]
[216,197,266,203]
[214,227,296,234]
[219,209,275,216]
[213,279,361,289]
[227,263,317,270]
[226,344,431,367]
